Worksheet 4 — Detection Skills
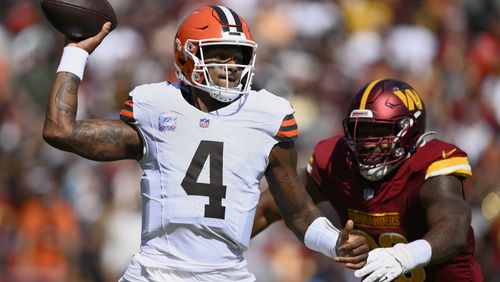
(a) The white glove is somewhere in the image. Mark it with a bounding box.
[354,240,431,282]
[354,247,404,282]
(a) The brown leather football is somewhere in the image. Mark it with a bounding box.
[40,0,117,39]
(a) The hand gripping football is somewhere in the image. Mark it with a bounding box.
[40,0,117,40]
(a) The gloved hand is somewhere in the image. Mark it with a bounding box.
[353,239,434,282]
[353,247,405,282]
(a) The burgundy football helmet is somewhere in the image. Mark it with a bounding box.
[343,79,428,181]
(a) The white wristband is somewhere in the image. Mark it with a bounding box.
[56,46,89,81]
[304,217,340,258]
[394,239,432,270]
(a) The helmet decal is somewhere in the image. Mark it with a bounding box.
[211,5,244,33]
[393,88,423,111]
[359,79,382,109]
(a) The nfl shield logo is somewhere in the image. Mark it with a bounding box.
[363,187,375,201]
[199,118,210,128]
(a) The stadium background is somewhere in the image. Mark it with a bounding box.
[0,0,499,281]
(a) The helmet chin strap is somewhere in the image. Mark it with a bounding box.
[207,83,244,102]
[226,84,243,92]
[359,165,393,182]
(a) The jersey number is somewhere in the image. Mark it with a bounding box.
[181,141,227,219]
[352,230,426,282]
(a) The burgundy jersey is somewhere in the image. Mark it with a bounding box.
[308,136,483,282]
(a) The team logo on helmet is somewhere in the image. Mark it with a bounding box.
[393,88,423,111]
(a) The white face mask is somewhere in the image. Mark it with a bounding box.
[359,164,393,182]
[357,131,436,182]
[178,40,257,103]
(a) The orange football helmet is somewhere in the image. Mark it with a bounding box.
[343,79,431,181]
[174,6,258,102]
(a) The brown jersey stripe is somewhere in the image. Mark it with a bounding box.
[276,114,299,140]
[276,136,296,142]
[278,122,298,133]
[120,97,135,123]
[278,125,298,135]
[122,103,133,112]
[280,118,297,127]
[279,114,298,130]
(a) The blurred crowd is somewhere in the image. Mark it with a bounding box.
[0,0,499,281]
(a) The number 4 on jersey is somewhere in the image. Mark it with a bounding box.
[181,141,227,219]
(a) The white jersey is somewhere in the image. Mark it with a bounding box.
[120,82,297,272]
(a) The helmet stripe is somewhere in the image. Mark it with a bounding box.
[212,6,230,32]
[229,9,244,32]
[359,79,382,110]
[213,6,241,33]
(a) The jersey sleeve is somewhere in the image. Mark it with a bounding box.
[249,89,299,143]
[424,144,472,180]
[120,95,136,124]
[275,113,299,142]
[306,137,340,188]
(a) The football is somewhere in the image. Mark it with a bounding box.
[40,0,117,40]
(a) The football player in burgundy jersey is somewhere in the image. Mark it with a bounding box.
[42,5,367,282]
[253,79,483,281]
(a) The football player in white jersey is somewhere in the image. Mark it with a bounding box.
[42,5,368,282]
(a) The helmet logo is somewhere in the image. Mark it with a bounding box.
[393,89,423,111]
